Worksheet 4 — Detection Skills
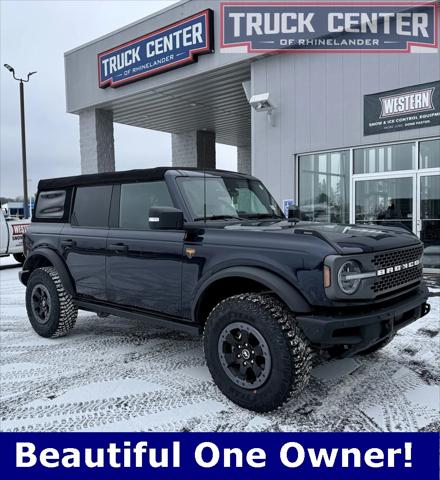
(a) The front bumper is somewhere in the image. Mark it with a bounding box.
[296,284,430,356]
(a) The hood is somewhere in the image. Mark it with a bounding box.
[224,221,421,254]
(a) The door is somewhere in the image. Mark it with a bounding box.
[106,181,184,317]
[353,172,440,269]
[62,185,112,301]
[417,173,440,268]
[353,175,415,232]
[0,212,8,254]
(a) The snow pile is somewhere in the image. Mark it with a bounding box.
[1,260,439,432]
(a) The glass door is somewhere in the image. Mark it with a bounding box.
[417,173,440,268]
[353,175,415,232]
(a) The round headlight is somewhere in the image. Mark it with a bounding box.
[338,261,362,295]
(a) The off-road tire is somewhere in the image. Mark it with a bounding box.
[204,293,312,412]
[26,266,78,338]
[13,253,26,265]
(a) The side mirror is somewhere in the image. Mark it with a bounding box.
[149,207,184,230]
[288,205,301,223]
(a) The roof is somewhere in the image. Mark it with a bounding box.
[37,167,251,190]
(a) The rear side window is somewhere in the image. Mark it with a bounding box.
[119,181,173,230]
[72,185,112,227]
[35,190,66,219]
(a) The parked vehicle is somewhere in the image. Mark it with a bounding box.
[20,168,430,411]
[0,210,30,264]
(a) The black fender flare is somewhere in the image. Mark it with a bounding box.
[20,248,76,296]
[192,266,311,321]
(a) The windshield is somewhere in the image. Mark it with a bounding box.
[177,176,284,221]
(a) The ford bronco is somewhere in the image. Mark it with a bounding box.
[20,168,430,411]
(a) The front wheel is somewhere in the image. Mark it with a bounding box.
[204,293,312,412]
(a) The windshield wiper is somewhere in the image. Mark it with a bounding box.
[193,215,243,221]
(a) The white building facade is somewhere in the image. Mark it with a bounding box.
[65,0,440,267]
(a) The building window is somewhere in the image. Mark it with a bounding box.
[119,181,173,230]
[298,150,350,224]
[420,139,440,169]
[353,142,414,174]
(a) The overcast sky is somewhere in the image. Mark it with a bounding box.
[0,0,236,199]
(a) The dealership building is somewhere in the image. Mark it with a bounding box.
[64,0,440,267]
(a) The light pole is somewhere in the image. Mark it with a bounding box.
[3,64,37,219]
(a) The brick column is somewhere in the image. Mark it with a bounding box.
[79,108,115,174]
[172,130,216,169]
[237,145,251,175]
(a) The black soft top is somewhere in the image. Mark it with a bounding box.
[37,167,250,191]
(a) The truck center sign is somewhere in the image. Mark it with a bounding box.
[364,81,440,135]
[98,9,213,88]
[220,1,438,53]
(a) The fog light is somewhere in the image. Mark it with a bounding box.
[337,261,362,295]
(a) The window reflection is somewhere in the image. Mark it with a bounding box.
[354,143,414,174]
[298,151,349,224]
[420,139,440,169]
[355,178,413,231]
[420,175,440,268]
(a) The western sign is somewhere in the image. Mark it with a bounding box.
[379,88,434,117]
[364,81,440,135]
[11,224,28,236]
[98,10,213,88]
[220,2,438,52]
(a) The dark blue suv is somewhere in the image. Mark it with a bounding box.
[20,167,430,411]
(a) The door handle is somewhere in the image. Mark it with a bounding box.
[108,243,128,254]
[61,239,75,248]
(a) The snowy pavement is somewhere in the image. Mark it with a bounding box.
[1,256,439,432]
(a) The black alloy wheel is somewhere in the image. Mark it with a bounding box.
[218,322,271,389]
[31,284,52,324]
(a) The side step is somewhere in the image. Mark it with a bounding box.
[74,299,199,335]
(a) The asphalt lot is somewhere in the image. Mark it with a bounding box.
[1,256,439,432]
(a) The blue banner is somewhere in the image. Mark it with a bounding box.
[220,2,438,53]
[98,9,213,88]
[1,432,438,479]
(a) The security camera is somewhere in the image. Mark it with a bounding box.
[249,93,274,112]
[249,93,276,126]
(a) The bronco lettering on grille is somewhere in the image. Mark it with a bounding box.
[377,259,420,276]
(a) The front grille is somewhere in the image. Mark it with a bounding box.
[371,244,424,270]
[371,265,422,294]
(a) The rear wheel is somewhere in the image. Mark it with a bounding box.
[204,293,312,412]
[13,253,26,265]
[26,266,78,338]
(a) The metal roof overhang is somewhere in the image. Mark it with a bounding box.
[99,62,252,147]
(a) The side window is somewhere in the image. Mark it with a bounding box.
[35,190,66,219]
[72,185,112,227]
[119,181,173,230]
